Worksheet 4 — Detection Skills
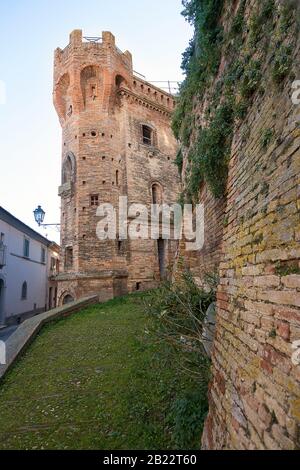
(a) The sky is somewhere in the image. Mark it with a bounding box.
[0,0,192,243]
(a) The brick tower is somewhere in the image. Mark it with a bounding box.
[53,30,180,305]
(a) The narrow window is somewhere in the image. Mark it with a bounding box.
[50,257,56,271]
[152,183,162,205]
[116,170,119,186]
[142,125,152,146]
[65,247,73,268]
[49,287,53,310]
[23,238,30,258]
[90,84,97,100]
[90,194,99,206]
[21,281,27,300]
[41,247,46,264]
[136,282,141,291]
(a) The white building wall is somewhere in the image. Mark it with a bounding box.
[0,219,48,323]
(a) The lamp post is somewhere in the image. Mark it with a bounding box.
[33,206,60,229]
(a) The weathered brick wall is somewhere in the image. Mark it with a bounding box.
[175,0,300,450]
[182,183,226,285]
[203,89,300,450]
[200,10,300,451]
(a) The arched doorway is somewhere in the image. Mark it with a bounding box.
[0,279,5,325]
[62,294,74,305]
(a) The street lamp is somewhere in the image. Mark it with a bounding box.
[33,205,60,228]
[33,205,46,226]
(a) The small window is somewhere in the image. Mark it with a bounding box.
[50,257,56,270]
[41,247,46,264]
[152,183,162,205]
[90,194,99,206]
[65,247,73,268]
[116,170,119,186]
[90,84,97,99]
[23,238,30,258]
[142,125,152,146]
[21,281,27,300]
[136,282,141,291]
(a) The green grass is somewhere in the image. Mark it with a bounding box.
[0,294,204,450]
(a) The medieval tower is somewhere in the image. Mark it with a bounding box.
[53,30,180,305]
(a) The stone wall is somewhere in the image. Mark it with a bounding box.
[175,0,300,450]
[202,75,300,450]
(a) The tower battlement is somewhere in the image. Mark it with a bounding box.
[54,30,132,70]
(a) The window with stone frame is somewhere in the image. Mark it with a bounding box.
[152,183,163,205]
[90,194,99,207]
[65,247,73,268]
[142,125,153,146]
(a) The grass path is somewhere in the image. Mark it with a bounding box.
[0,295,200,450]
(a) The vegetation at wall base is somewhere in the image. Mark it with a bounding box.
[0,294,209,450]
[142,268,219,446]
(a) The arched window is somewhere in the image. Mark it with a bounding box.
[62,152,76,185]
[115,75,127,88]
[142,125,153,146]
[80,65,100,107]
[21,282,27,300]
[62,156,72,184]
[152,183,162,205]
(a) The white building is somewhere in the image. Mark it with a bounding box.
[0,207,60,326]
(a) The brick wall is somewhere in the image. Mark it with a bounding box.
[202,77,300,449]
[176,0,300,450]
[53,30,180,304]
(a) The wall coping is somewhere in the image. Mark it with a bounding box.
[0,296,98,380]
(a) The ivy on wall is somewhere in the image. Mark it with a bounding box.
[173,0,298,202]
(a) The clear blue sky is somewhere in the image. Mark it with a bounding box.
[0,0,192,243]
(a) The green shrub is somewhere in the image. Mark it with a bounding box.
[230,0,246,38]
[167,386,209,449]
[143,268,217,375]
[272,44,293,84]
[260,128,274,148]
[175,148,184,174]
[240,60,262,99]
